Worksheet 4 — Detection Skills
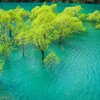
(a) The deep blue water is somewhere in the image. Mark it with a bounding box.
[0,3,100,100]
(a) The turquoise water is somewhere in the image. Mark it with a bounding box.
[0,3,100,100]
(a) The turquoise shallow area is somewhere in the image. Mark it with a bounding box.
[0,3,100,100]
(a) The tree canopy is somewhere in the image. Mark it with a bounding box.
[0,4,86,63]
[0,3,95,71]
[44,51,60,69]
[31,4,56,60]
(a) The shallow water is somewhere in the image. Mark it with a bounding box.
[0,3,100,100]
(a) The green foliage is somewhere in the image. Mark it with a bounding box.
[53,12,86,45]
[87,10,100,23]
[78,13,87,21]
[1,3,100,68]
[6,9,22,37]
[0,9,10,36]
[63,5,83,17]
[96,24,100,29]
[0,3,87,62]
[31,4,56,60]
[30,3,57,19]
[87,10,100,28]
[0,35,12,61]
[0,60,4,76]
[14,6,30,19]
[14,22,31,56]
[44,51,60,69]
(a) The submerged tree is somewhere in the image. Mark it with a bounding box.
[6,6,30,37]
[63,5,83,17]
[0,9,10,39]
[53,13,86,45]
[87,10,100,28]
[96,24,100,29]
[44,51,60,69]
[6,9,22,37]
[30,3,57,19]
[14,22,31,56]
[0,35,12,61]
[63,5,88,21]
[14,6,30,19]
[87,10,100,23]
[0,60,4,76]
[31,5,56,61]
[78,13,87,21]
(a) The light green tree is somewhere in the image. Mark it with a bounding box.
[96,24,100,29]
[53,13,86,45]
[0,60,4,76]
[0,9,10,40]
[63,5,87,21]
[78,13,87,21]
[0,36,12,61]
[14,6,30,19]
[87,10,100,23]
[32,10,56,61]
[44,51,60,69]
[87,10,100,28]
[14,22,31,56]
[63,5,83,17]
[30,3,57,19]
[6,9,22,37]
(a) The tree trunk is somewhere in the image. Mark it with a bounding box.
[23,49,24,57]
[3,27,5,42]
[9,27,11,37]
[49,62,53,69]
[22,44,25,57]
[41,50,44,61]
[59,35,62,45]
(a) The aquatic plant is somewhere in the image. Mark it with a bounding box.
[44,51,60,69]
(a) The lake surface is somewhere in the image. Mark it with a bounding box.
[0,3,100,100]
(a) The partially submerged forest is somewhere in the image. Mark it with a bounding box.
[0,3,100,76]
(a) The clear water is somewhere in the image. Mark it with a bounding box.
[0,3,100,100]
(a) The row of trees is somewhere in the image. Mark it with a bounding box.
[78,10,100,28]
[0,0,100,4]
[0,3,100,75]
[0,4,86,73]
[87,10,100,28]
